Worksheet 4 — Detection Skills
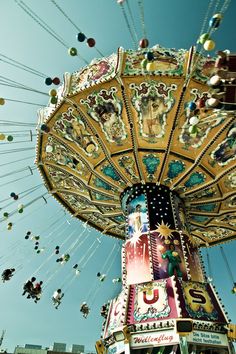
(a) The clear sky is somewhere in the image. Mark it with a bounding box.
[0,0,235,352]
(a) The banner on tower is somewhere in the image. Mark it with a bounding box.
[125,233,152,285]
[178,280,227,322]
[127,277,179,324]
[103,289,128,338]
[127,194,149,239]
[186,331,228,346]
[151,230,188,280]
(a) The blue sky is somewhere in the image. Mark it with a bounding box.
[0,0,235,352]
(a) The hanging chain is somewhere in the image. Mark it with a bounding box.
[50,0,104,57]
[126,0,139,44]
[15,0,69,48]
[118,1,138,49]
[186,0,232,84]
[50,0,82,32]
[1,98,44,107]
[199,0,215,36]
[15,0,89,64]
[220,0,231,14]
[0,53,47,78]
[206,249,213,280]
[138,0,147,39]
[220,246,235,284]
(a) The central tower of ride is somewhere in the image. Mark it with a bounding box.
[121,183,203,285]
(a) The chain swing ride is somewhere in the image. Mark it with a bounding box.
[0,0,236,353]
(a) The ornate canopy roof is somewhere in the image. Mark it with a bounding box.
[36,45,236,246]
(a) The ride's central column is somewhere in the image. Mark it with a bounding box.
[99,184,228,352]
[120,183,204,285]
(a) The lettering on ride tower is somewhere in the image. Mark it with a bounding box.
[181,281,222,320]
[143,289,159,304]
[128,279,179,324]
[189,289,207,304]
[114,301,122,316]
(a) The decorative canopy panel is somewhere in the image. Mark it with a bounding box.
[36,45,236,246]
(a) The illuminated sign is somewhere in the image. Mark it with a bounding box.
[130,330,179,348]
[104,290,127,338]
[108,342,125,354]
[128,278,178,324]
[187,331,228,347]
[181,281,219,320]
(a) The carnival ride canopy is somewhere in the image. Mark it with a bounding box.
[37,44,236,247]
